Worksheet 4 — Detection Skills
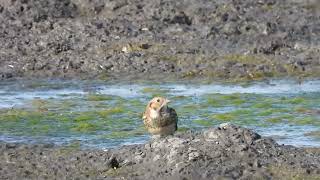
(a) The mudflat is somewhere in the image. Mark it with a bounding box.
[0,0,319,81]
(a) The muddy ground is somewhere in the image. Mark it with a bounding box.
[1,124,320,179]
[0,0,320,81]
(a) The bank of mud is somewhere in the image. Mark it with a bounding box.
[0,0,320,81]
[1,124,319,179]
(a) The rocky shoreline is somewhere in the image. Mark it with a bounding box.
[1,124,319,179]
[0,0,320,81]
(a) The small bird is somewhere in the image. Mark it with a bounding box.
[142,97,178,136]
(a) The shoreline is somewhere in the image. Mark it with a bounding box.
[1,124,320,179]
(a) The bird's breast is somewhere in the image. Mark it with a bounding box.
[149,109,159,119]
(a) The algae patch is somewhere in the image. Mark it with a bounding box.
[87,94,113,101]
[72,122,98,132]
[193,119,213,127]
[212,113,235,121]
[98,107,125,118]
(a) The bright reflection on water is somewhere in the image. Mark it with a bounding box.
[0,79,319,149]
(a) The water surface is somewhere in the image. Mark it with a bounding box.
[0,79,319,149]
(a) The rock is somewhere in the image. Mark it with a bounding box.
[188,152,200,161]
[167,148,179,164]
[167,137,187,148]
[1,124,320,179]
[5,143,17,149]
[204,123,261,145]
[153,154,161,162]
[108,157,119,169]
[173,162,188,174]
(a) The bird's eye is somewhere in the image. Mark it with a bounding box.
[157,99,160,102]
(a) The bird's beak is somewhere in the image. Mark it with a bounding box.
[159,99,170,111]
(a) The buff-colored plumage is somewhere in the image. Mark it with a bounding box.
[142,97,178,136]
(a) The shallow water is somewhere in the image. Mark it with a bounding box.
[0,79,319,149]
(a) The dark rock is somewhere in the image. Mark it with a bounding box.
[2,124,318,179]
[108,157,119,169]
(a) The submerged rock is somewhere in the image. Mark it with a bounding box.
[0,124,320,179]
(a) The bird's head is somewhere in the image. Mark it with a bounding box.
[149,97,170,112]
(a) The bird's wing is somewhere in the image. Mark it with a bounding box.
[157,107,178,127]
[170,108,178,122]
[170,108,178,130]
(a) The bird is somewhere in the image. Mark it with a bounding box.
[142,97,178,136]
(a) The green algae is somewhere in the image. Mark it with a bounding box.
[266,114,295,124]
[207,109,255,124]
[0,108,67,135]
[72,122,98,132]
[229,109,252,116]
[74,113,95,122]
[127,99,145,108]
[291,117,320,126]
[232,99,246,105]
[219,93,241,100]
[207,98,223,107]
[28,118,41,125]
[87,93,113,101]
[237,117,268,127]
[31,124,50,135]
[98,107,125,117]
[212,113,235,121]
[0,109,46,122]
[178,104,200,113]
[266,117,283,123]
[257,109,274,116]
[281,97,306,104]
[206,93,246,107]
[288,97,305,104]
[177,126,190,132]
[295,107,309,113]
[193,119,213,126]
[0,110,24,121]
[251,102,272,109]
